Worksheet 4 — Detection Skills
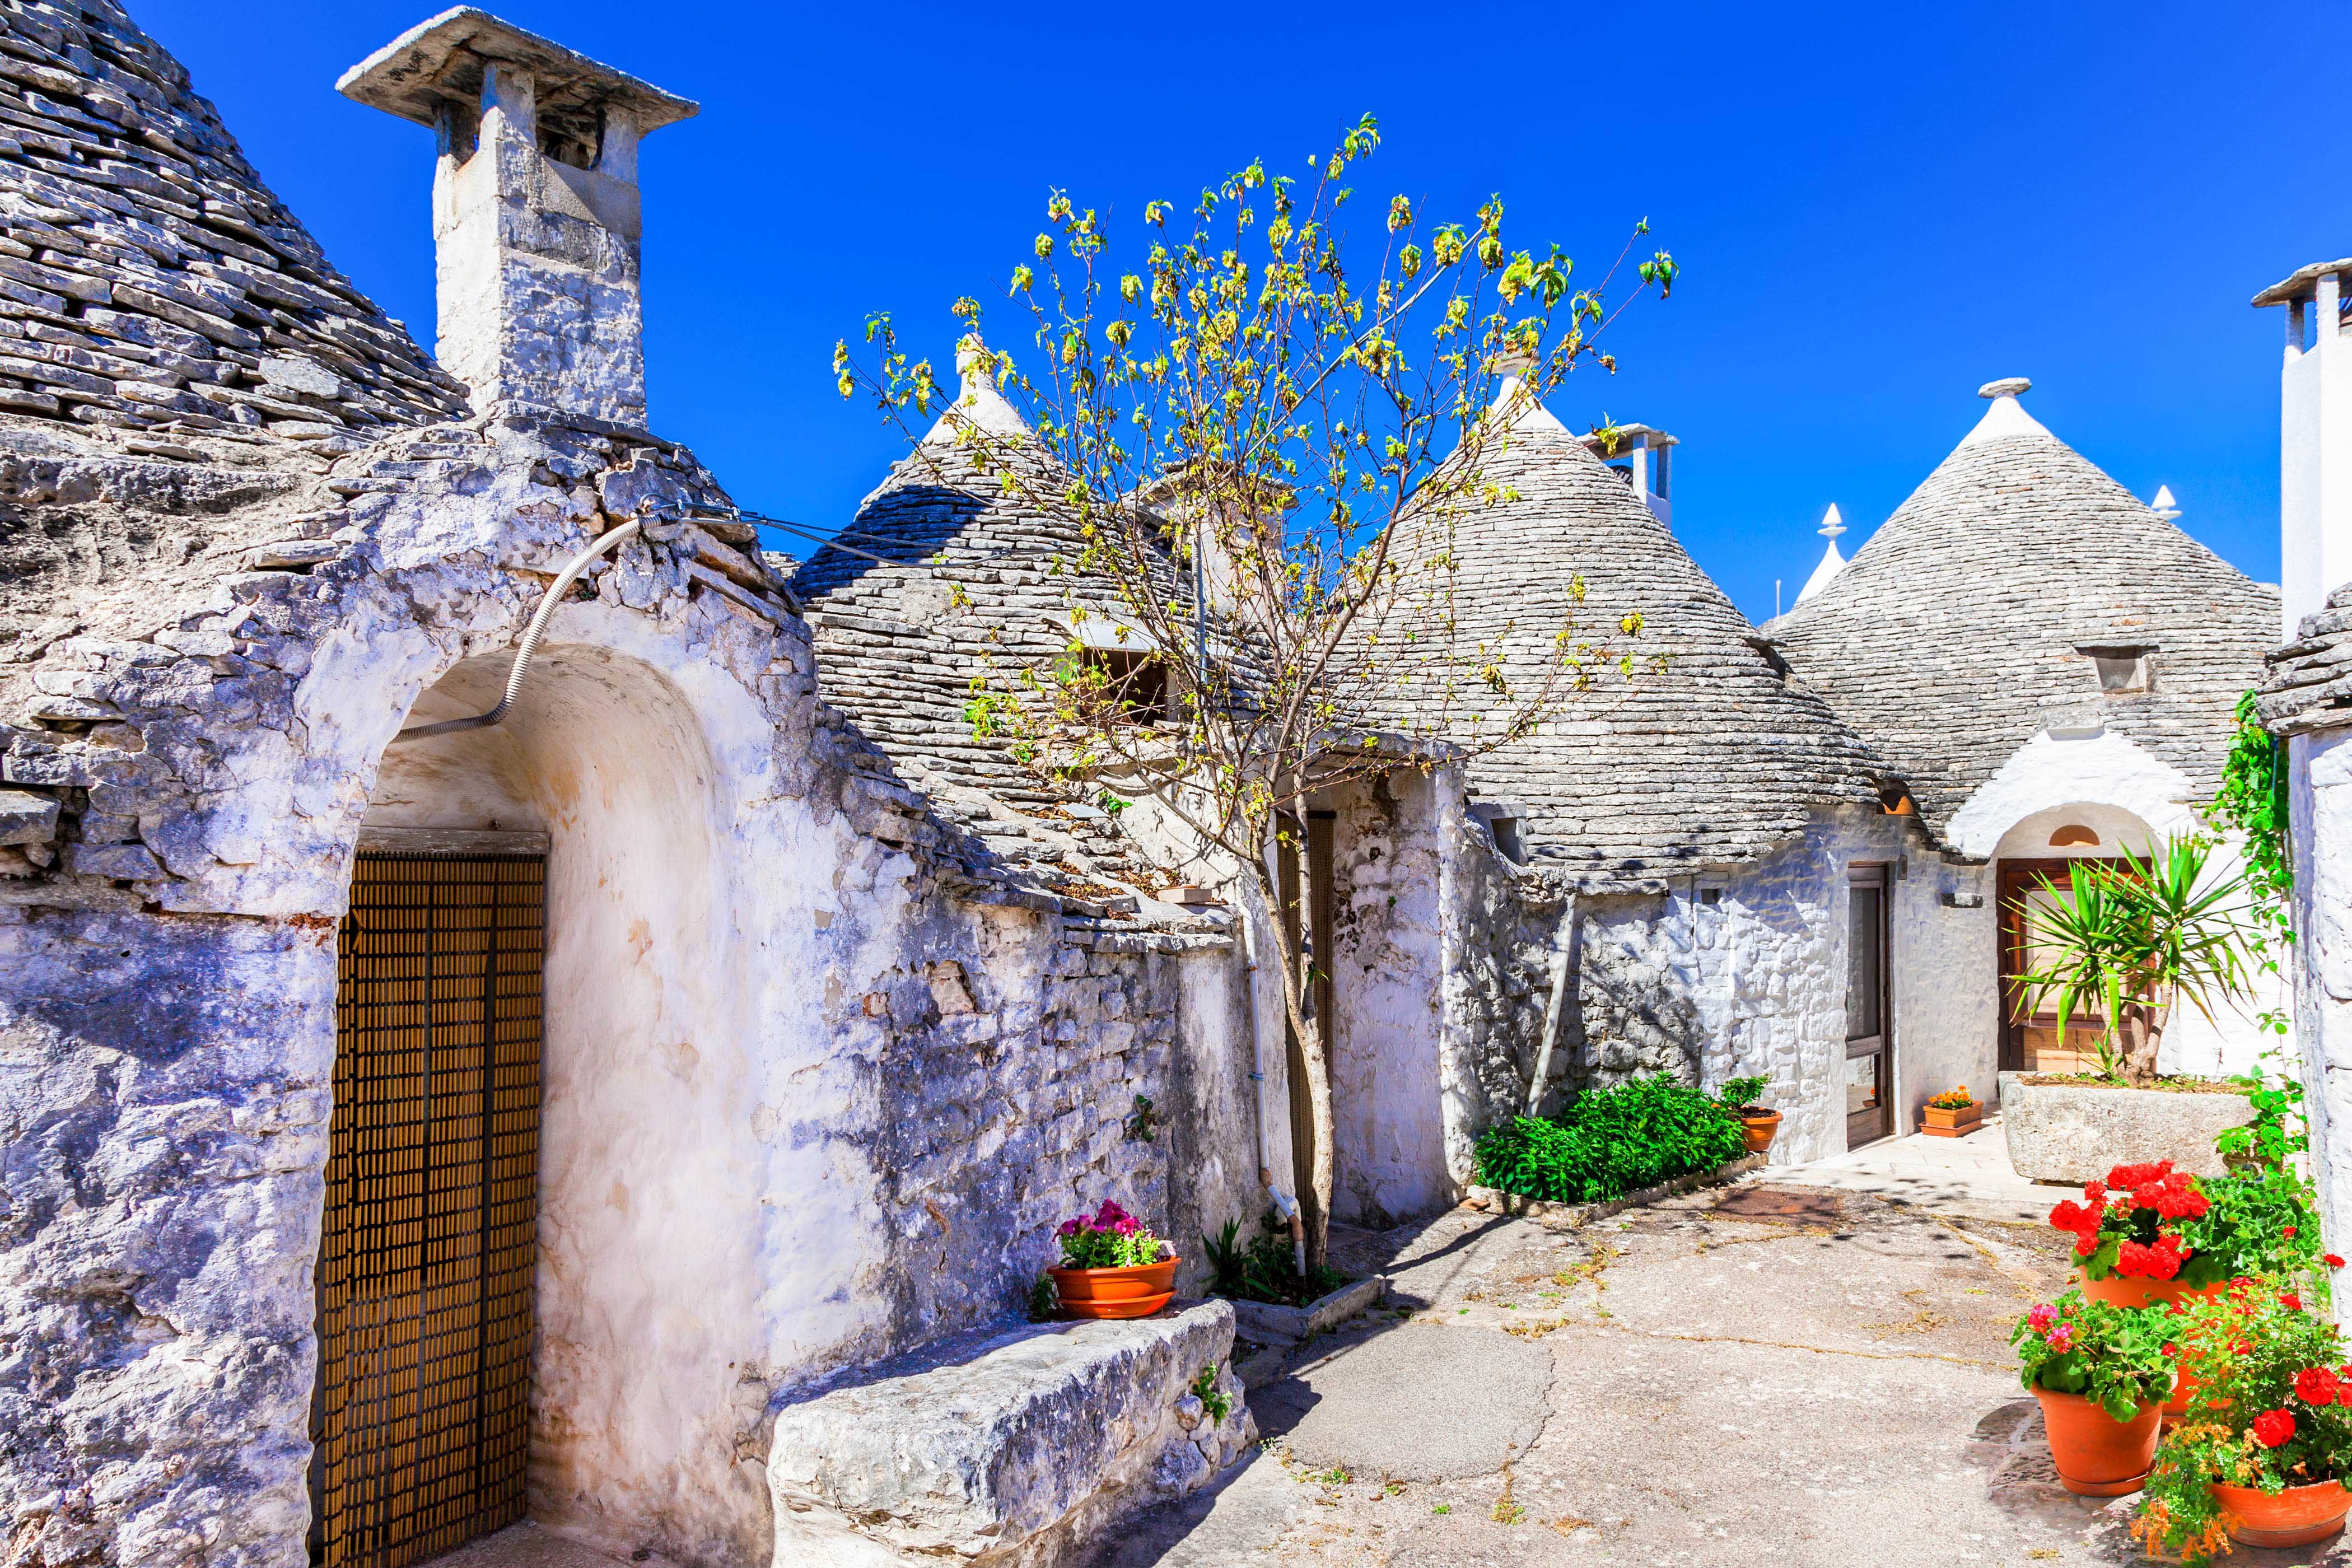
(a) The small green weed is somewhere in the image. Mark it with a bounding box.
[1189,1365,1230,1425]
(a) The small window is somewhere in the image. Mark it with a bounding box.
[1698,886,1722,906]
[2078,645,2153,694]
[2050,824,2100,848]
[1491,816,1525,864]
[1085,649,1168,721]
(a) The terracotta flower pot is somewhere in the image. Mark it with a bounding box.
[2077,1269,2226,1313]
[1922,1102,1980,1130]
[1737,1109,1781,1154]
[2033,1386,2163,1496]
[2212,1478,2352,1548]
[1049,1257,1179,1320]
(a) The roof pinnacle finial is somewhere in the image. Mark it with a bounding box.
[2151,484,2181,522]
[1818,502,1846,541]
[1978,376,2032,400]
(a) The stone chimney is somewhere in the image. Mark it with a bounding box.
[339,10,698,427]
[2255,259,2352,638]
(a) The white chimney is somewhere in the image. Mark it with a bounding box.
[2255,258,2352,637]
[1574,423,1678,528]
[340,10,698,427]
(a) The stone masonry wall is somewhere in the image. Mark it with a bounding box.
[1442,806,1916,1173]
[0,407,1258,1568]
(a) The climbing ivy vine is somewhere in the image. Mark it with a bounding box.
[2206,689,2293,1040]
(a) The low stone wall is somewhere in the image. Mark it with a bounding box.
[765,1301,1253,1566]
[2000,1075,2255,1182]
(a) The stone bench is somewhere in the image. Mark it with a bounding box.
[766,1300,1254,1566]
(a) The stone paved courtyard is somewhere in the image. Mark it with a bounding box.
[1091,1151,2350,1568]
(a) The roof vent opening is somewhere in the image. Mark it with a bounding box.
[2077,644,2154,694]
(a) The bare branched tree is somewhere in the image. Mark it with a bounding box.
[838,115,1676,1268]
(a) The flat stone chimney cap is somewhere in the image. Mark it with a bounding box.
[338,7,698,134]
[2252,258,2352,309]
[1977,377,2031,399]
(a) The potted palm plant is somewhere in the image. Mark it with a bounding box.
[2004,836,2261,1181]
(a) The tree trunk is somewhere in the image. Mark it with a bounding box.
[1294,1009,1337,1274]
[1249,849,1337,1275]
[2120,994,2171,1086]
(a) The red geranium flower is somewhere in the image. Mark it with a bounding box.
[2283,1293,2305,1313]
[2285,1226,2299,1238]
[2297,1368,2341,1407]
[2329,1254,2347,1271]
[2253,1408,2298,1448]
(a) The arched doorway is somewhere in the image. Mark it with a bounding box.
[310,643,756,1565]
[1991,803,2154,1074]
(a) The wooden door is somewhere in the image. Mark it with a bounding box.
[1999,857,2124,1074]
[310,849,545,1567]
[1845,865,1892,1148]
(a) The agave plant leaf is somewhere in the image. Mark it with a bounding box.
[2010,834,2256,1085]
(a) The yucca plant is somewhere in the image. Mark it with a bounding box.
[2012,836,2257,1085]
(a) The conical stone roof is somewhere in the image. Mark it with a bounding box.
[1420,393,1888,876]
[0,1,468,441]
[1767,386,2279,839]
[795,377,1189,894]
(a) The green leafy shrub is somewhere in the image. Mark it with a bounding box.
[1474,1073,1748,1204]
[1203,1215,1349,1306]
[1717,1074,1770,1111]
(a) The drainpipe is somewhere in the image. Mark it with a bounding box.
[1239,904,1308,1276]
[1525,891,1579,1116]
[390,515,646,744]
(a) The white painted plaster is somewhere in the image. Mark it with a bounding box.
[2292,730,2352,1299]
[1942,730,2197,860]
[1322,771,1452,1226]
[1956,389,2052,450]
[1943,737,2280,1077]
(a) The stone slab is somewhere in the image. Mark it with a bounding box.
[1460,1154,1765,1228]
[766,1301,1254,1566]
[1227,1273,1387,1347]
[1999,1075,2254,1182]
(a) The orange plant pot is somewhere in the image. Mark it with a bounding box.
[1049,1258,1179,1320]
[2078,1269,2227,1313]
[1738,1110,1781,1155]
[2212,1478,2352,1548]
[1922,1103,1981,1130]
[2033,1387,2163,1496]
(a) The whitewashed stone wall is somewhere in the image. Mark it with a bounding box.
[0,416,1260,1568]
[1440,806,1919,1169]
[1322,769,1450,1227]
[2290,729,2352,1297]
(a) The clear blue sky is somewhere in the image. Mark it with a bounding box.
[140,1,2342,621]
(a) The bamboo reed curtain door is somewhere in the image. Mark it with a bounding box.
[310,846,547,1567]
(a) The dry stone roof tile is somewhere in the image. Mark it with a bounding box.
[1768,405,2278,836]
[1409,405,1888,875]
[0,1,468,442]
[2261,580,2352,735]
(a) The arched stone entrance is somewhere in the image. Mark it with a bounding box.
[1989,802,2159,1075]
[313,643,767,1565]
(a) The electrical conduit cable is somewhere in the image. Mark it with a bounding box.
[390,516,646,744]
